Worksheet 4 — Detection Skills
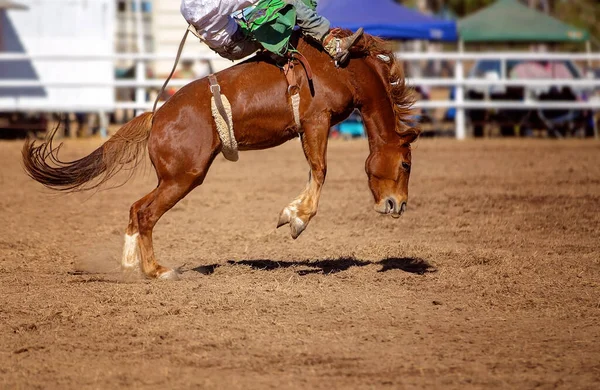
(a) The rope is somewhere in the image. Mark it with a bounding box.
[152,25,191,114]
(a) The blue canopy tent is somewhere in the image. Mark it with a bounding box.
[317,0,456,137]
[317,0,458,41]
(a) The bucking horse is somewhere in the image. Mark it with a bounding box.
[22,30,419,280]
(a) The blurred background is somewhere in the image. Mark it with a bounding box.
[0,0,599,139]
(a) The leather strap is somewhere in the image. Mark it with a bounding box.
[152,26,190,113]
[292,52,313,81]
[208,74,232,138]
[283,59,302,131]
[282,51,315,132]
[284,60,299,95]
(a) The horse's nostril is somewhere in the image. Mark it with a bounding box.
[400,202,407,214]
[386,199,395,213]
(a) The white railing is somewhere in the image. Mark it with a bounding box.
[1,51,599,139]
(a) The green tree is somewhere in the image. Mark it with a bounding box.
[399,0,599,43]
[399,0,494,16]
[554,0,600,44]
[443,0,495,16]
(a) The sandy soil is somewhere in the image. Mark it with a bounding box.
[1,137,599,389]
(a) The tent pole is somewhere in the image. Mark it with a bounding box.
[586,40,592,69]
[0,11,4,51]
[134,0,147,116]
[588,40,599,139]
[455,39,466,140]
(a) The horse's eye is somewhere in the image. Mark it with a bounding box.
[401,162,411,172]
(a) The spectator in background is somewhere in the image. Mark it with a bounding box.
[197,59,213,78]
[165,60,198,99]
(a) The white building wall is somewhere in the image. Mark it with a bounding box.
[151,0,232,77]
[0,0,115,111]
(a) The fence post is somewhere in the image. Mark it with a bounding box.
[134,0,146,116]
[587,41,599,140]
[99,111,108,138]
[455,40,466,140]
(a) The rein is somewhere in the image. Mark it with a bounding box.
[152,25,192,114]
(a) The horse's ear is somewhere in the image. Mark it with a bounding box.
[400,128,420,145]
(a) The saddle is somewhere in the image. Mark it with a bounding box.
[240,0,315,127]
[194,0,317,161]
[238,0,317,57]
[208,51,312,163]
[207,50,312,162]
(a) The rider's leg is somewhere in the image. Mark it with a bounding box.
[291,0,330,42]
[212,26,262,61]
[289,0,363,64]
[186,17,260,61]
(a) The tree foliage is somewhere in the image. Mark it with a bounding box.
[398,0,599,42]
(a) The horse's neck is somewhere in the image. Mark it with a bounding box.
[353,64,399,147]
[361,105,399,151]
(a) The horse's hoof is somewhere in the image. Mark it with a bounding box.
[158,269,179,281]
[290,217,306,239]
[277,209,291,228]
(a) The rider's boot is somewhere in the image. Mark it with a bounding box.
[321,28,364,65]
[289,0,363,65]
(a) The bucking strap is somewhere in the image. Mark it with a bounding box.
[208,74,238,161]
[283,61,301,131]
[209,74,229,129]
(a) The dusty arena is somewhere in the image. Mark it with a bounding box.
[0,137,599,388]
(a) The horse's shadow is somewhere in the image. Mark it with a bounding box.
[191,257,436,276]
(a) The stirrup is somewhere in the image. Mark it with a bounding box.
[336,27,364,65]
[324,27,364,67]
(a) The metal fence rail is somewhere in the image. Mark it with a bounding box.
[1,51,599,138]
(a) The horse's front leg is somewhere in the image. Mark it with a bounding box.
[277,117,329,239]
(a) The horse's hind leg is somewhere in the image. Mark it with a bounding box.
[122,189,159,270]
[135,177,200,279]
[122,162,215,278]
[277,116,329,239]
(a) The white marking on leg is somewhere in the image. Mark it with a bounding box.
[122,233,140,269]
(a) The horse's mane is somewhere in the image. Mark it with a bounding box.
[333,30,420,142]
[251,31,420,143]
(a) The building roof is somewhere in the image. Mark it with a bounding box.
[318,0,457,42]
[459,0,589,43]
[0,1,28,10]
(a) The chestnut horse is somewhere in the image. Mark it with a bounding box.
[22,32,419,280]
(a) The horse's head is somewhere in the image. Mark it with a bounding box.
[365,130,418,218]
[343,34,419,218]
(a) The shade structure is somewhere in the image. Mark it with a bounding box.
[317,0,457,41]
[459,0,589,43]
[0,1,27,10]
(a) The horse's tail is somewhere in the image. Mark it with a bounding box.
[22,112,154,193]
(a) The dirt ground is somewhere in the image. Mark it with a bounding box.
[0,137,599,389]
